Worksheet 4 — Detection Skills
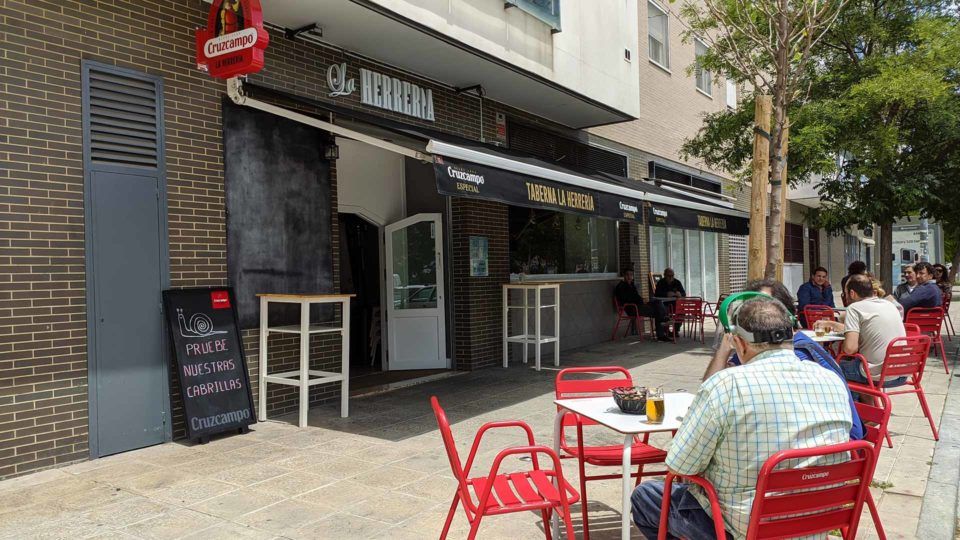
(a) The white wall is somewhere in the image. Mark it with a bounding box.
[336,138,405,225]
[369,0,641,117]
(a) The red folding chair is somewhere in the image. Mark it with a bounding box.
[430,397,579,540]
[555,367,667,540]
[845,334,939,441]
[703,294,728,324]
[802,304,836,330]
[853,386,893,540]
[671,297,705,343]
[658,440,876,540]
[612,297,655,342]
[904,307,948,373]
[941,293,954,340]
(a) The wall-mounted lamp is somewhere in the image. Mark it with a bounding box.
[324,144,339,160]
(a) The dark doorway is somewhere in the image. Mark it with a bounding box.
[339,214,382,373]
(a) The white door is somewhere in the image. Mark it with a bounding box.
[385,213,447,370]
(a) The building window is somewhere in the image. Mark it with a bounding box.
[808,227,820,269]
[695,39,712,96]
[509,207,618,276]
[784,223,804,264]
[648,2,669,69]
[725,78,737,108]
[650,226,720,300]
[505,0,561,32]
[508,121,628,177]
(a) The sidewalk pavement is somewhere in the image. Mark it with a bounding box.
[0,321,954,539]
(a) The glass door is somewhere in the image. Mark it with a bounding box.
[385,213,446,370]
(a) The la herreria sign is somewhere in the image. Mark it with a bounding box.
[195,0,269,79]
[324,63,436,122]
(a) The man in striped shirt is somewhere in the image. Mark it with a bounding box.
[631,297,852,539]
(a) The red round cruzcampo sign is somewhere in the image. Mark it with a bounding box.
[195,0,269,79]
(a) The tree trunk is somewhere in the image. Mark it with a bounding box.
[879,221,894,294]
[765,3,790,280]
[748,95,773,281]
[774,120,789,282]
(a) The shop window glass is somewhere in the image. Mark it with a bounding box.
[648,2,669,68]
[670,228,686,278]
[704,232,719,300]
[688,230,703,298]
[391,221,437,310]
[651,227,668,276]
[509,207,617,275]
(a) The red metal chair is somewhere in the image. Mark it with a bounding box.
[658,440,876,540]
[853,386,893,540]
[671,297,705,343]
[703,294,728,324]
[802,304,836,330]
[845,334,939,441]
[941,293,954,340]
[904,307,948,373]
[612,297,655,342]
[555,367,667,540]
[430,396,579,540]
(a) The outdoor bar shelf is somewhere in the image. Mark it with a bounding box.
[257,293,354,427]
[502,283,560,371]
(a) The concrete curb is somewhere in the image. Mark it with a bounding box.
[917,366,960,540]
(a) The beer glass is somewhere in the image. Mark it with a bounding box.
[646,386,665,424]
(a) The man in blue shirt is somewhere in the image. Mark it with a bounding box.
[708,278,864,440]
[898,261,943,314]
[797,267,835,324]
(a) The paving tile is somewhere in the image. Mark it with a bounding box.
[235,498,336,534]
[187,488,286,520]
[287,513,391,539]
[122,507,221,540]
[108,468,197,495]
[150,479,239,507]
[209,463,290,487]
[75,461,163,484]
[294,479,386,509]
[180,521,277,540]
[248,472,336,497]
[392,474,459,502]
[348,465,428,490]
[347,491,437,524]
[82,496,172,529]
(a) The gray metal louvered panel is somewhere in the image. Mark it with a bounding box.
[88,69,159,168]
[729,234,748,292]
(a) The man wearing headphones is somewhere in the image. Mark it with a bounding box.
[631,296,853,540]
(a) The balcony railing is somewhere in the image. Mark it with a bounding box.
[505,0,561,32]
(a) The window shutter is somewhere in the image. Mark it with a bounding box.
[87,69,160,168]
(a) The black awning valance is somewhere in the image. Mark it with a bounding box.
[646,202,749,235]
[434,155,643,222]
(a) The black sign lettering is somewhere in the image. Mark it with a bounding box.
[163,288,256,441]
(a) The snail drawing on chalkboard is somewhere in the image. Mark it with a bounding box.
[177,308,228,338]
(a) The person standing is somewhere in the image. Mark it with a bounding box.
[899,261,943,313]
[816,274,907,387]
[841,261,868,307]
[797,267,834,325]
[631,297,852,539]
[614,270,672,342]
[893,265,918,302]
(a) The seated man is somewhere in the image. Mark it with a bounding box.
[797,266,834,326]
[893,265,918,302]
[898,261,943,313]
[654,267,686,298]
[632,297,852,539]
[816,274,906,387]
[614,270,671,342]
[708,278,863,440]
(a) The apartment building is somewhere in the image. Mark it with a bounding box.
[589,0,750,299]
[0,0,757,478]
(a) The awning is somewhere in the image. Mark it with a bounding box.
[236,82,749,233]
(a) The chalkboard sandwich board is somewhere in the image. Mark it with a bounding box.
[163,287,256,443]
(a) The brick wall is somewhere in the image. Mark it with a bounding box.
[3,0,613,478]
[450,199,509,371]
